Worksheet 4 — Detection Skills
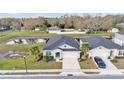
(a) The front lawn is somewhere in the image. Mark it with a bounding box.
[79,58,98,69]
[111,57,124,69]
[0,55,62,70]
[1,72,61,75]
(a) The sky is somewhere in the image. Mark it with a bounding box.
[0,13,122,18]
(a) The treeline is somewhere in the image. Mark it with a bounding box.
[0,14,124,31]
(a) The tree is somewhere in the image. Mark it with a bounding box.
[30,46,40,61]
[80,42,89,56]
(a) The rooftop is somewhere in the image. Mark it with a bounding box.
[80,37,124,50]
[117,31,124,35]
[43,35,80,50]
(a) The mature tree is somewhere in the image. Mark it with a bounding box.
[30,46,40,61]
[80,42,89,56]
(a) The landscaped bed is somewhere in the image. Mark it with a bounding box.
[111,57,124,69]
[79,58,98,69]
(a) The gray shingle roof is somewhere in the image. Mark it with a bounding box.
[117,31,124,35]
[80,37,124,50]
[43,35,80,51]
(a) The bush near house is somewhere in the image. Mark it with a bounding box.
[43,55,54,62]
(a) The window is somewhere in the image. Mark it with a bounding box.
[46,51,51,56]
[118,51,123,55]
[64,45,66,48]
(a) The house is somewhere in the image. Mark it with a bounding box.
[46,26,86,34]
[43,35,80,61]
[113,32,124,47]
[116,23,124,27]
[107,28,119,33]
[46,26,61,33]
[80,37,124,58]
[34,27,40,31]
[0,25,11,31]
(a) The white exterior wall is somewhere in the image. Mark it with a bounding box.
[88,46,111,58]
[57,31,86,34]
[113,38,124,46]
[115,33,124,42]
[63,51,80,58]
[48,30,61,33]
[88,46,123,58]
[43,49,62,59]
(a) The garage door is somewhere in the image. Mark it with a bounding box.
[89,49,110,58]
[63,51,80,58]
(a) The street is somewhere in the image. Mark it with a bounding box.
[1,74,124,79]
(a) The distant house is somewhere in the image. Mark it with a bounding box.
[0,25,11,31]
[80,37,124,58]
[46,26,85,34]
[107,28,119,33]
[43,35,80,61]
[113,32,124,47]
[46,26,61,33]
[116,23,124,27]
[34,27,40,31]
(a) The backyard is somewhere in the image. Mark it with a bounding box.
[0,30,113,43]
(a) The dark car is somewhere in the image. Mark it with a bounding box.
[94,57,106,69]
[67,74,73,76]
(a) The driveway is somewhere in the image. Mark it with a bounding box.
[99,57,122,75]
[61,57,83,75]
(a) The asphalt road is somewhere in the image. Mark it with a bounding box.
[1,75,124,79]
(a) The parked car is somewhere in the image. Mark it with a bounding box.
[94,57,106,69]
[67,74,73,76]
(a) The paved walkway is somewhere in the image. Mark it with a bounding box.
[99,57,122,75]
[61,57,84,75]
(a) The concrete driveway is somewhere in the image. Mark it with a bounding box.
[99,57,122,75]
[61,57,83,75]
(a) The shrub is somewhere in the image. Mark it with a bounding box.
[111,59,118,63]
[78,56,87,62]
[43,56,53,62]
[37,53,43,61]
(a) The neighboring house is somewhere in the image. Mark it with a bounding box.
[34,27,40,31]
[46,26,86,34]
[113,32,124,47]
[60,28,85,34]
[43,35,80,61]
[116,23,124,27]
[0,25,11,31]
[80,37,124,58]
[107,28,119,33]
[46,26,61,33]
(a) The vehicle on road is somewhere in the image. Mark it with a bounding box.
[94,57,106,69]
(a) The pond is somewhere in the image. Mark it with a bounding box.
[6,38,47,45]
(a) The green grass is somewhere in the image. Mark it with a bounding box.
[79,58,98,69]
[0,43,45,52]
[84,72,100,74]
[0,30,55,43]
[0,55,62,70]
[0,72,61,75]
[0,30,113,43]
[111,57,124,69]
